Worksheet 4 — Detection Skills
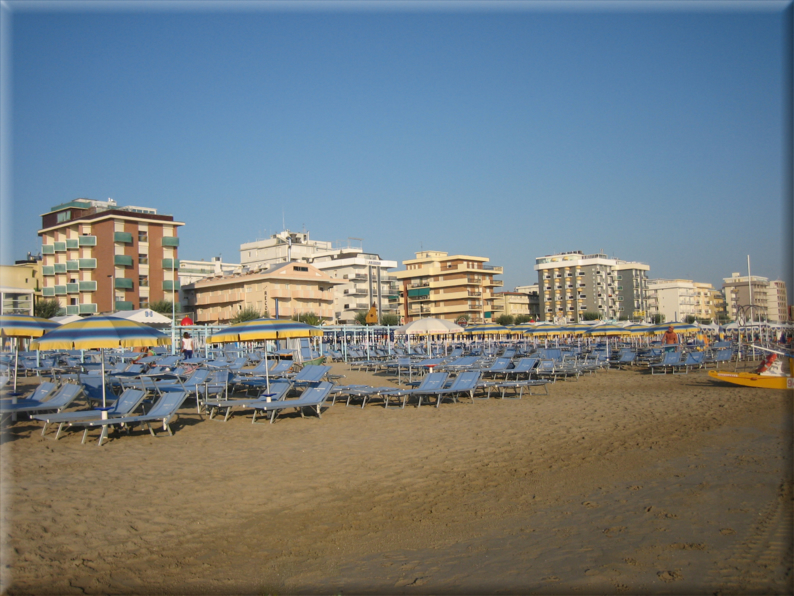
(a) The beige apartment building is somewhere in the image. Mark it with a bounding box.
[491,291,531,321]
[184,262,342,325]
[395,251,503,324]
[0,261,41,315]
[722,273,789,323]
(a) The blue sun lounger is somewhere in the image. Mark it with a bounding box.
[258,382,334,424]
[72,390,189,446]
[378,372,449,409]
[1,383,83,421]
[426,371,481,408]
[205,380,292,422]
[33,388,147,440]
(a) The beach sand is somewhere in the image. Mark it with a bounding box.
[1,362,792,594]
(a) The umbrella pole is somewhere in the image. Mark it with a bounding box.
[101,348,107,409]
[13,337,19,394]
[265,341,270,394]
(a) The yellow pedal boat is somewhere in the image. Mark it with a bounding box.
[708,351,793,390]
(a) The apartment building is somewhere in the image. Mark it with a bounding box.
[177,257,241,312]
[723,273,789,323]
[491,292,531,321]
[647,279,698,323]
[184,261,343,325]
[515,284,542,319]
[394,251,503,324]
[534,251,649,322]
[240,230,398,323]
[38,199,183,315]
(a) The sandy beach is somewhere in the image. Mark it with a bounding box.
[1,362,791,595]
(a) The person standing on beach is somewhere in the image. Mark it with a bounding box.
[181,332,194,360]
[662,326,678,352]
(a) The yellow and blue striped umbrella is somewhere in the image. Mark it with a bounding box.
[466,324,511,336]
[30,316,171,350]
[586,324,631,336]
[208,318,322,344]
[649,322,699,335]
[0,314,60,338]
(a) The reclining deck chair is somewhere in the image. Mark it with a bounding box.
[1,383,83,423]
[378,372,449,409]
[205,380,291,422]
[427,371,481,408]
[33,388,147,440]
[72,390,189,446]
[259,382,334,424]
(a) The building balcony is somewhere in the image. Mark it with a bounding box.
[42,244,55,255]
[162,258,180,270]
[53,242,66,253]
[161,236,180,247]
[163,280,181,292]
[79,235,97,246]
[78,258,97,269]
[66,239,79,249]
[114,255,134,267]
[66,283,79,294]
[114,278,134,290]
[114,232,134,244]
[79,281,97,292]
[115,301,134,311]
[79,303,97,314]
[54,263,67,274]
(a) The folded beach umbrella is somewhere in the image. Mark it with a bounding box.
[31,316,171,407]
[0,314,61,393]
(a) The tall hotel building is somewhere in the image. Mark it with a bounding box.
[534,251,650,322]
[38,199,184,315]
[395,250,503,324]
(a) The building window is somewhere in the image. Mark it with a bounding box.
[138,255,148,265]
[139,276,149,287]
[293,266,308,272]
[138,231,148,243]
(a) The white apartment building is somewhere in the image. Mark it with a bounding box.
[534,251,650,322]
[722,273,789,323]
[239,230,398,323]
[647,279,698,323]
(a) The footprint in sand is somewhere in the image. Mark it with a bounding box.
[657,570,682,582]
[719,528,736,535]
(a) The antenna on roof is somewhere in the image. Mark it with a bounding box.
[282,208,285,232]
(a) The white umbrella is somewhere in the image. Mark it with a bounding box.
[395,318,463,335]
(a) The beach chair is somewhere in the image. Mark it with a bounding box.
[649,350,683,375]
[379,372,449,409]
[205,380,292,422]
[1,383,83,423]
[289,365,331,388]
[488,379,549,399]
[503,358,538,380]
[1,380,58,406]
[33,388,147,440]
[260,382,334,424]
[427,371,481,408]
[611,350,637,370]
[673,351,705,374]
[477,357,512,379]
[73,390,190,446]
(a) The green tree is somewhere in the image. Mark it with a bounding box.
[231,307,262,323]
[514,314,532,325]
[149,300,179,315]
[495,314,514,326]
[354,311,369,325]
[684,315,697,324]
[651,313,665,325]
[292,312,322,326]
[34,299,61,319]
[582,311,601,321]
[455,314,470,326]
[380,313,399,326]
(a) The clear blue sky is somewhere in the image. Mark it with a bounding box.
[2,2,790,292]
